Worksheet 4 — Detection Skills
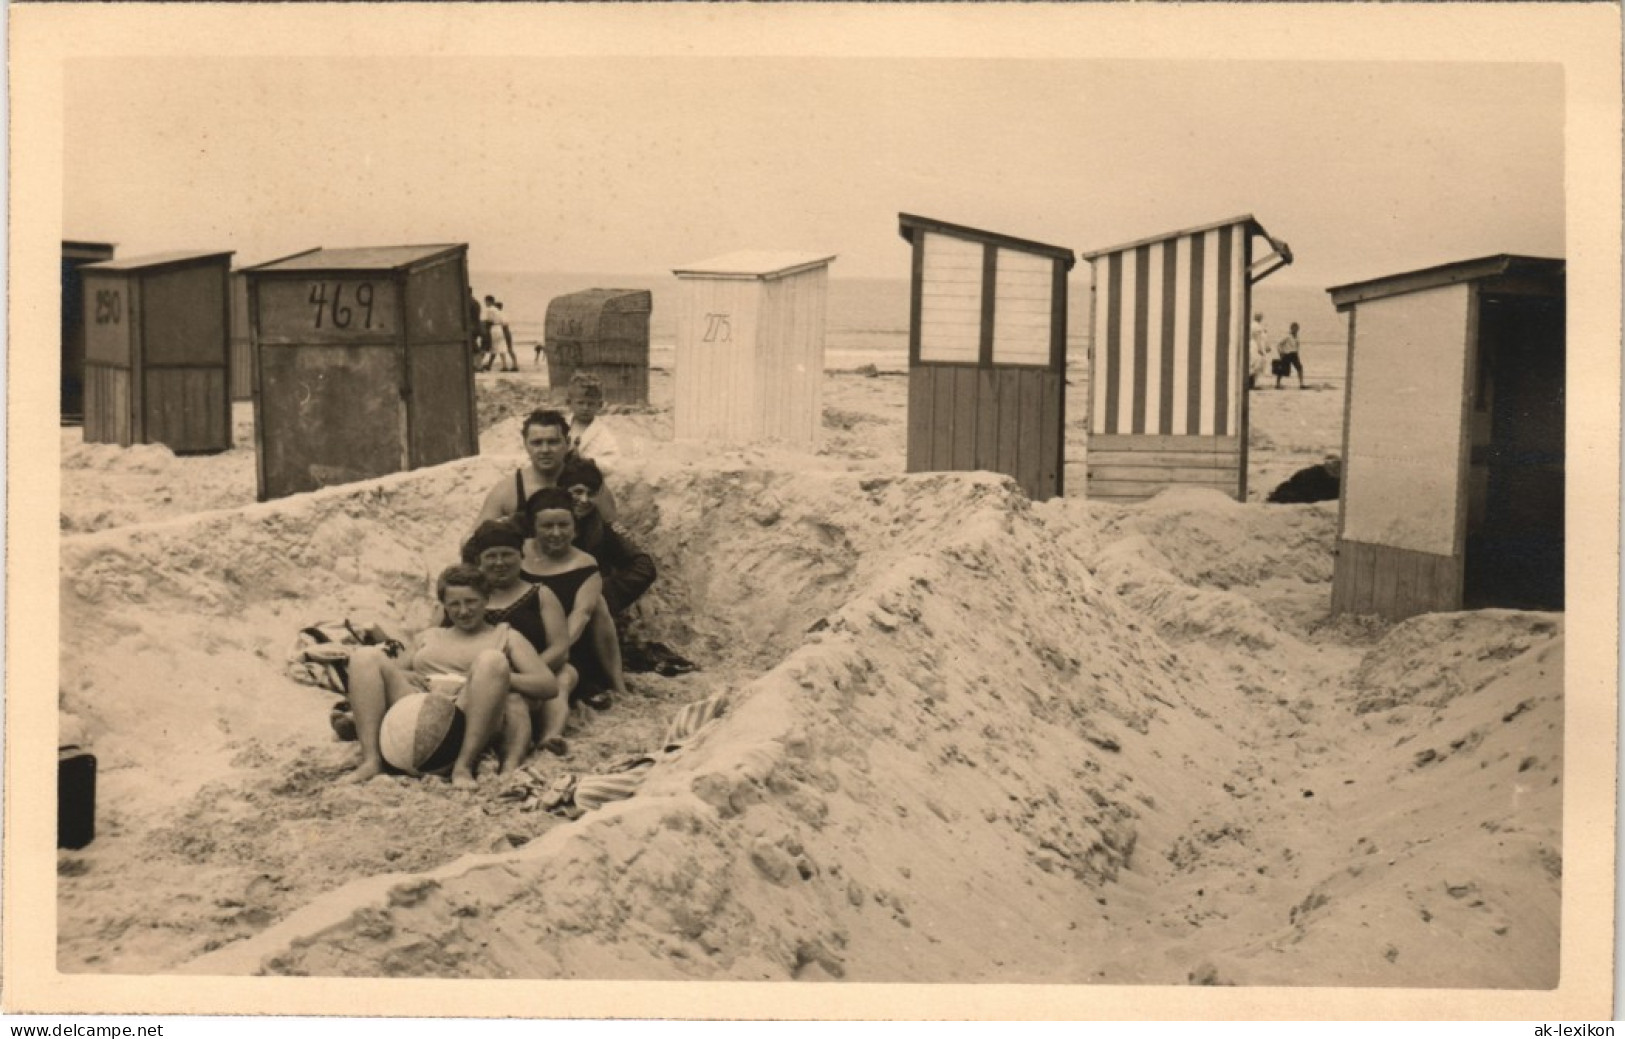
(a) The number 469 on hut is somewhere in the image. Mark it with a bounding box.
[308,281,380,331]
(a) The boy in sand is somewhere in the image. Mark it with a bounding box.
[565,373,621,471]
[475,408,618,527]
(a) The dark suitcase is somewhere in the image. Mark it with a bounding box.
[58,746,97,850]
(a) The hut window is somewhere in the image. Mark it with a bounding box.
[918,232,982,364]
[991,248,1052,366]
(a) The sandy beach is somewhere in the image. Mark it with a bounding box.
[55,364,1562,986]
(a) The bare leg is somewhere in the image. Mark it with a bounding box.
[499,694,531,773]
[452,649,512,788]
[343,647,413,783]
[590,599,629,696]
[536,665,574,751]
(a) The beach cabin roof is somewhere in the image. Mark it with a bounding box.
[672,250,837,281]
[83,249,233,274]
[243,244,464,274]
[233,247,323,273]
[63,240,117,261]
[897,213,1075,269]
[1327,254,1564,311]
[1078,214,1284,259]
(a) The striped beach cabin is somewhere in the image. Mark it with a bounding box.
[898,214,1075,502]
[1081,216,1292,502]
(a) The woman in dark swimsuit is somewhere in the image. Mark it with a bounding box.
[461,519,575,756]
[519,487,624,710]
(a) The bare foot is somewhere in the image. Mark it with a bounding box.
[451,767,479,789]
[539,736,570,758]
[343,759,386,784]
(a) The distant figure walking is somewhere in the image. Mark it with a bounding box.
[1249,312,1272,391]
[494,301,519,372]
[1274,321,1305,389]
[478,295,500,372]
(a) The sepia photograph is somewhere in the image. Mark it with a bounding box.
[6,2,1620,1022]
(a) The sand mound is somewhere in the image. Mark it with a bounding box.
[56,375,1562,987]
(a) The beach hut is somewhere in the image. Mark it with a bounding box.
[671,251,836,447]
[244,244,477,501]
[61,240,118,424]
[79,249,234,452]
[541,289,653,404]
[1327,255,1565,619]
[1081,216,1293,502]
[897,214,1075,502]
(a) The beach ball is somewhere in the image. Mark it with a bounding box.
[379,693,465,777]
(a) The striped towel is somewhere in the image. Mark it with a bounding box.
[573,756,657,811]
[661,693,729,752]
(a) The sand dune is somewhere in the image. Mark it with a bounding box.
[57,371,1560,987]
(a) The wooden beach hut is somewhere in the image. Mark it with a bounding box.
[61,240,118,424]
[672,251,835,448]
[244,244,477,501]
[1327,255,1565,619]
[79,249,234,452]
[1081,216,1292,502]
[897,214,1075,502]
[542,289,653,404]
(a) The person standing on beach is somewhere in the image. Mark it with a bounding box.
[1275,321,1305,389]
[1249,312,1272,391]
[494,301,519,372]
[478,295,500,372]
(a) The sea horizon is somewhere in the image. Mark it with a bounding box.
[470,268,1348,374]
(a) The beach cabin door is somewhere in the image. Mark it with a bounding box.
[1463,292,1564,610]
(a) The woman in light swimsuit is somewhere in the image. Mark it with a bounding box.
[344,564,557,788]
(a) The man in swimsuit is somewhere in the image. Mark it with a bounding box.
[474,408,618,529]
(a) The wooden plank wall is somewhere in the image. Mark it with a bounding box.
[754,268,825,449]
[675,277,759,444]
[84,364,133,447]
[256,343,406,500]
[906,365,1062,500]
[1085,433,1241,502]
[1331,539,1461,620]
[230,273,253,400]
[143,367,230,453]
[408,341,477,469]
[142,264,228,366]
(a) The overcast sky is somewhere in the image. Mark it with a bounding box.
[64,57,1563,286]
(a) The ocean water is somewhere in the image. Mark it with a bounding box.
[471,270,1347,376]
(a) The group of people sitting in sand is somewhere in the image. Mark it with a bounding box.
[344,374,654,787]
